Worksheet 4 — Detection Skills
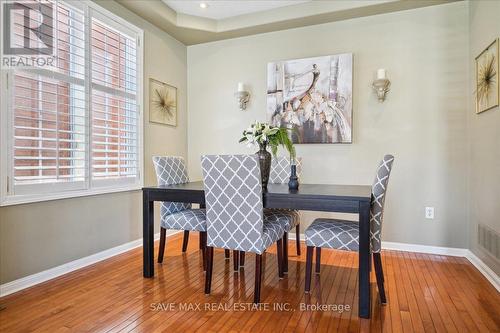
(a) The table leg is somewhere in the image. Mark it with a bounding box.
[359,200,371,318]
[143,191,154,278]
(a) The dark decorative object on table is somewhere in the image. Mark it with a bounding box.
[288,162,299,191]
[239,121,295,188]
[257,142,272,188]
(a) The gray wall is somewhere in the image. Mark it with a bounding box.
[0,0,188,284]
[468,0,500,276]
[187,2,470,249]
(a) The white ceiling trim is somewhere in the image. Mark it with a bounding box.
[163,0,311,20]
[116,0,461,45]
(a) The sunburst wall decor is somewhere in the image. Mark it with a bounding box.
[149,78,177,126]
[475,39,499,114]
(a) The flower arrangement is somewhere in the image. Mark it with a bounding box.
[239,121,295,158]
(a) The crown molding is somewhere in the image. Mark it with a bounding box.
[115,0,461,45]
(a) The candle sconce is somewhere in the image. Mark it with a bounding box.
[372,69,391,102]
[235,82,250,111]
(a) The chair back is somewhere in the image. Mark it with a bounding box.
[201,154,265,253]
[269,156,302,184]
[152,156,191,216]
[370,154,395,253]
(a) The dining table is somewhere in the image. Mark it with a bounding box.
[142,181,373,318]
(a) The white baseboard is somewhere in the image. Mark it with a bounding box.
[2,232,498,297]
[465,250,500,292]
[381,241,469,257]
[290,232,498,290]
[289,233,469,257]
[0,230,180,298]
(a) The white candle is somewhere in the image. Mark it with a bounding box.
[237,82,244,92]
[377,69,387,80]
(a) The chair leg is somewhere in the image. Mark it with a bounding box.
[305,246,314,292]
[283,232,289,273]
[315,247,321,274]
[182,230,189,252]
[240,251,245,267]
[277,238,284,278]
[373,252,387,304]
[200,231,207,271]
[254,253,263,304]
[225,249,230,259]
[204,246,214,294]
[233,250,240,271]
[296,224,301,256]
[158,227,166,263]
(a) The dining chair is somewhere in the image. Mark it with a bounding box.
[269,156,302,265]
[304,154,395,304]
[237,157,302,271]
[152,156,207,267]
[201,154,293,303]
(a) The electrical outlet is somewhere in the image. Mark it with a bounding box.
[425,207,435,219]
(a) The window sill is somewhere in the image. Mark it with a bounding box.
[0,185,143,207]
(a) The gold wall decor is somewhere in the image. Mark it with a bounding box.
[475,38,499,114]
[149,78,177,126]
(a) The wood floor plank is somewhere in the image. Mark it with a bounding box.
[400,251,436,333]
[1,234,499,333]
[410,252,450,332]
[385,251,404,333]
[395,251,425,333]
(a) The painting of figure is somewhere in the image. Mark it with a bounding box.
[267,54,352,143]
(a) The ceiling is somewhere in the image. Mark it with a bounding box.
[163,0,311,20]
[116,0,460,45]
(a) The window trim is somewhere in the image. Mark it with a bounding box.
[0,0,144,207]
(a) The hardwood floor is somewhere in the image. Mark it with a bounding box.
[1,233,499,332]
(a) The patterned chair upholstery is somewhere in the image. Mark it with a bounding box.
[305,155,395,252]
[263,209,300,232]
[268,156,303,259]
[304,155,395,303]
[152,156,207,265]
[201,154,291,303]
[305,220,359,251]
[160,209,207,232]
[201,154,288,255]
[269,156,302,184]
[152,156,207,232]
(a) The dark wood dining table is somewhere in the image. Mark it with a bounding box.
[142,181,373,318]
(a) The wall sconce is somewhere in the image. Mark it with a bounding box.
[372,69,391,102]
[235,82,250,110]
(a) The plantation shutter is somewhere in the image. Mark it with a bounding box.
[4,0,142,204]
[11,1,87,195]
[90,10,140,188]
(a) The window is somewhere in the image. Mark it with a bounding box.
[0,0,143,205]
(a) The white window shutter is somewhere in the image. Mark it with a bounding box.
[2,0,143,204]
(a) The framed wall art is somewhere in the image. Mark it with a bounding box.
[475,39,499,114]
[149,78,177,126]
[267,53,353,143]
